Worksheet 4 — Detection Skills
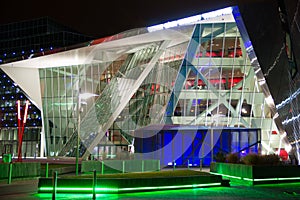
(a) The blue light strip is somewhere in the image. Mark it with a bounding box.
[282,113,300,125]
[276,88,300,109]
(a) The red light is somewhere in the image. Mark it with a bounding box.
[279,149,288,161]
[23,100,29,124]
[272,131,277,135]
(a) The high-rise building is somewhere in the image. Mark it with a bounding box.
[0,17,95,158]
[0,16,94,64]
[0,2,299,167]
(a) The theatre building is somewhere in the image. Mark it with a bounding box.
[0,4,299,166]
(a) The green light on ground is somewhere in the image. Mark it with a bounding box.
[118,183,221,192]
[277,177,300,180]
[243,177,300,181]
[38,182,221,193]
[242,178,253,181]
[34,193,117,199]
[210,172,242,180]
[253,178,278,181]
[211,172,300,182]
[39,187,118,192]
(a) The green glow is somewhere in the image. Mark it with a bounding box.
[253,178,278,181]
[243,178,254,181]
[210,172,242,180]
[277,177,300,180]
[39,187,118,192]
[34,193,116,198]
[253,177,300,181]
[38,182,221,193]
[118,183,221,192]
[211,172,300,182]
[232,177,300,182]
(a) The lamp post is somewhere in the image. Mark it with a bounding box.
[76,90,99,176]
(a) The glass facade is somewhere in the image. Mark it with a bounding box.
[134,125,261,166]
[38,11,284,161]
[0,17,95,158]
[0,17,94,64]
[40,40,183,157]
[0,69,42,157]
[0,7,293,164]
[168,23,269,128]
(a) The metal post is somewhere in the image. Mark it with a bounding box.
[101,161,104,175]
[122,161,125,173]
[142,160,144,172]
[173,160,175,171]
[187,160,190,169]
[8,162,12,184]
[46,163,49,178]
[52,171,57,200]
[158,160,160,171]
[76,90,81,176]
[200,159,203,171]
[92,169,96,200]
[211,128,213,164]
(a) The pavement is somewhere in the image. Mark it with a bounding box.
[0,179,39,200]
[1,177,300,200]
[1,160,300,199]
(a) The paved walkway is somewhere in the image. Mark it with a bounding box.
[0,179,39,200]
[1,178,300,200]
[1,164,300,199]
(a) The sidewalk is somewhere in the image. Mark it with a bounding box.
[1,166,300,200]
[0,179,39,200]
[2,177,300,199]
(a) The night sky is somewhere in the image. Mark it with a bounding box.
[0,0,239,38]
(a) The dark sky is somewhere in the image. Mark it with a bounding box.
[0,1,240,38]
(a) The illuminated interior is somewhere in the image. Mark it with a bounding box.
[0,6,291,163]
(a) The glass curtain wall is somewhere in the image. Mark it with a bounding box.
[39,24,195,157]
[39,20,279,157]
[0,69,42,157]
[39,57,126,156]
[105,27,195,158]
[171,22,268,125]
[168,22,278,153]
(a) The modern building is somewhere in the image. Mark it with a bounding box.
[237,0,300,164]
[0,2,299,167]
[0,16,95,64]
[0,17,95,158]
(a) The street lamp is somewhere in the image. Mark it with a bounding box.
[76,90,99,176]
